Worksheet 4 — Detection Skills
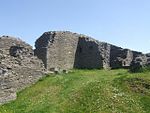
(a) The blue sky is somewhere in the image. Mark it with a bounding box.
[0,0,150,53]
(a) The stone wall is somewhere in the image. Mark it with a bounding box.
[35,31,149,70]
[35,31,79,70]
[0,36,45,104]
[74,36,111,69]
[35,31,111,70]
[110,46,132,68]
[1,31,149,104]
[99,42,111,69]
[74,37,102,69]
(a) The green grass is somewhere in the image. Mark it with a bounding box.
[0,69,150,113]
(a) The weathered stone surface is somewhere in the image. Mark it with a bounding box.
[35,31,148,70]
[130,53,150,72]
[74,37,102,69]
[35,31,79,70]
[110,46,133,69]
[130,57,144,72]
[35,31,112,70]
[145,53,150,65]
[74,36,111,69]
[0,31,149,104]
[0,36,45,105]
[0,65,17,104]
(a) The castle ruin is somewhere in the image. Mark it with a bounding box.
[0,31,149,104]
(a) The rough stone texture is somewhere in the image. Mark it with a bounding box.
[35,31,149,71]
[74,36,111,69]
[130,53,149,72]
[145,53,150,65]
[35,31,79,70]
[99,43,111,69]
[0,36,45,105]
[35,31,111,70]
[74,37,102,69]
[109,44,149,69]
[110,46,133,69]
[1,31,150,104]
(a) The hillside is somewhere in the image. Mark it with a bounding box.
[0,69,150,113]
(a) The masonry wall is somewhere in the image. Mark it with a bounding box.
[47,32,79,70]
[0,36,45,104]
[37,31,144,70]
[35,31,79,70]
[109,45,146,69]
[74,37,103,69]
[99,42,111,69]
[110,46,132,68]
[35,32,52,68]
[1,31,149,105]
[35,32,111,70]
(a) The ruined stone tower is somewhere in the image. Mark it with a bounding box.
[35,31,149,71]
[35,31,114,70]
[35,31,79,70]
[0,31,150,104]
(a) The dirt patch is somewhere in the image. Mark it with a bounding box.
[125,78,150,94]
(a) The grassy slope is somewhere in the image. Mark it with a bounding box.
[0,69,150,113]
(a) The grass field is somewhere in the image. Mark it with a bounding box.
[0,69,150,113]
